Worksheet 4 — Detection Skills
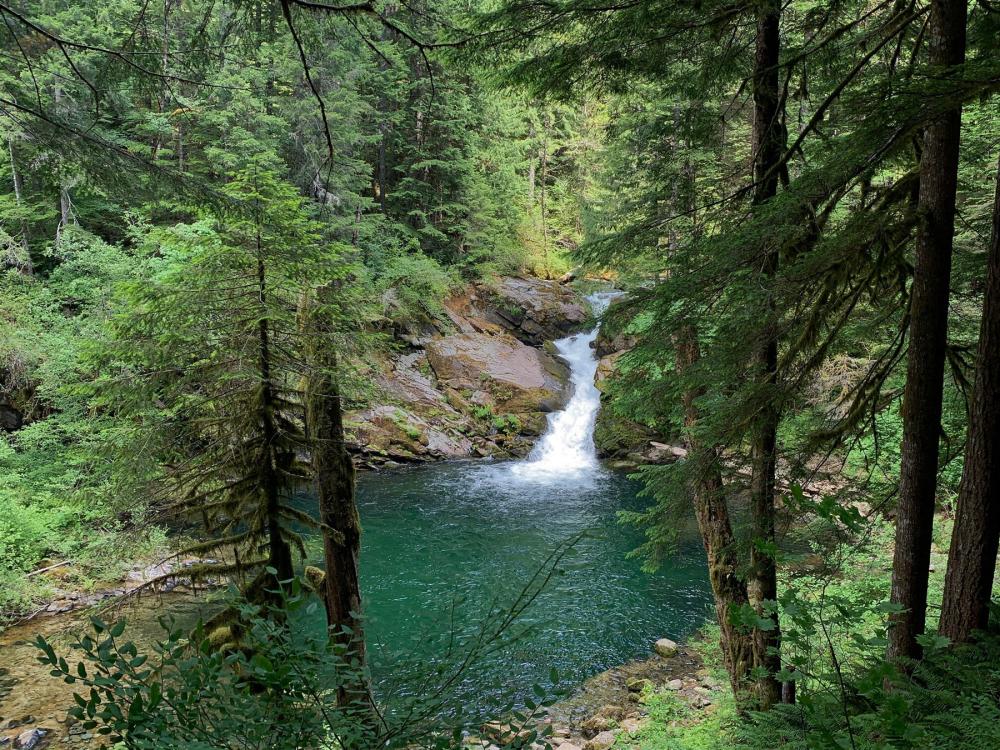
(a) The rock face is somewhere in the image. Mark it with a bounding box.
[478,276,588,345]
[425,333,568,413]
[349,405,473,463]
[590,297,687,469]
[346,276,581,467]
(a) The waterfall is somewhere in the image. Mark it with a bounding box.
[509,291,620,482]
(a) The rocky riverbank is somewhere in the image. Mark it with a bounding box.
[0,586,214,750]
[352,276,684,471]
[471,637,725,750]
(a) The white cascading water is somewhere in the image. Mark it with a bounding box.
[510,291,621,482]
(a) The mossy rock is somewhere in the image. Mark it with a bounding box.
[304,565,326,592]
[593,409,658,458]
[518,411,549,436]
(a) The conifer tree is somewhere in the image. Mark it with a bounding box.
[939,152,1000,643]
[888,0,968,664]
[97,154,326,599]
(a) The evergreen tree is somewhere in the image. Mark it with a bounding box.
[888,0,968,664]
[95,155,329,597]
[939,151,1000,643]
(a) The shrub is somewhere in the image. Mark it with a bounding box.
[37,576,568,749]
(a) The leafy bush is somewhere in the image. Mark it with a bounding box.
[37,577,566,750]
[492,414,522,435]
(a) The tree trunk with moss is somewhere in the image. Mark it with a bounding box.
[747,0,784,710]
[256,250,294,590]
[675,325,754,701]
[304,284,367,698]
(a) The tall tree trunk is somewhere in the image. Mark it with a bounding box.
[887,0,967,664]
[539,111,550,279]
[675,325,754,701]
[748,0,784,710]
[305,286,365,665]
[256,245,294,588]
[57,183,76,243]
[939,152,1000,643]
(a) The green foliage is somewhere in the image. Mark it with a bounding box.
[373,248,461,330]
[492,413,522,435]
[36,577,567,750]
[0,0,605,615]
[472,404,495,421]
[0,233,164,618]
[631,540,1000,750]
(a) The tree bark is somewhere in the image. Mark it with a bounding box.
[748,0,784,710]
[303,286,369,716]
[539,111,550,279]
[675,325,754,702]
[888,0,967,664]
[256,246,294,589]
[939,152,1000,643]
[305,286,365,662]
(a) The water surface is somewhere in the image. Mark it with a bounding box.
[352,461,712,709]
[0,291,713,724]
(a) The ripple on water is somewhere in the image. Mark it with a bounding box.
[351,461,713,711]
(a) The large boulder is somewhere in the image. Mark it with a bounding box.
[348,405,472,462]
[477,277,588,345]
[425,332,569,413]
